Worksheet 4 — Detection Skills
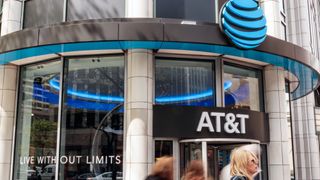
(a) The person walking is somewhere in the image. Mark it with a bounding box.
[181,160,205,180]
[230,148,259,180]
[145,156,174,180]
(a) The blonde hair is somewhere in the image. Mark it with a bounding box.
[230,148,258,180]
[151,156,174,180]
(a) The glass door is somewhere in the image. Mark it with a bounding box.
[207,145,217,180]
[180,142,203,176]
[180,141,261,180]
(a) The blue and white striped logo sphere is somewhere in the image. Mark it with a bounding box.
[220,0,267,49]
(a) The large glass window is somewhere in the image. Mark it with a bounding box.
[155,0,217,22]
[155,59,215,107]
[67,0,125,21]
[224,64,263,111]
[13,60,61,180]
[13,55,124,180]
[59,56,124,179]
[24,0,64,28]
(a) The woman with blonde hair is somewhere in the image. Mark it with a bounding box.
[230,148,259,180]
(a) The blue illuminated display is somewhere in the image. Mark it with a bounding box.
[221,0,267,49]
[155,90,213,103]
[49,79,124,102]
[48,79,233,104]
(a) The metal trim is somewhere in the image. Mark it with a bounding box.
[54,56,65,180]
[10,65,21,180]
[179,138,260,144]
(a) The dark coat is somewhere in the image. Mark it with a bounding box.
[145,175,166,180]
[231,176,248,180]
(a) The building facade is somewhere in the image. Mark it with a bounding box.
[0,0,319,180]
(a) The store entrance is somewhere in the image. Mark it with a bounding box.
[180,140,259,180]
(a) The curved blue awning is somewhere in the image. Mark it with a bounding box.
[0,40,318,99]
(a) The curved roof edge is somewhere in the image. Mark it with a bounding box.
[0,18,318,100]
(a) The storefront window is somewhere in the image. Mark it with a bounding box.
[13,60,61,180]
[155,59,215,107]
[13,56,124,180]
[224,64,263,111]
[59,56,124,179]
[155,0,217,22]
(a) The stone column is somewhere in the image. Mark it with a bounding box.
[264,66,291,180]
[291,95,320,180]
[0,1,22,180]
[126,0,153,18]
[0,65,17,180]
[286,0,320,179]
[260,0,283,38]
[1,0,23,36]
[286,0,312,51]
[125,49,154,180]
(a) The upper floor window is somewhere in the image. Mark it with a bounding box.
[155,58,215,107]
[23,0,125,28]
[24,0,64,28]
[224,63,263,111]
[155,0,217,23]
[67,0,125,21]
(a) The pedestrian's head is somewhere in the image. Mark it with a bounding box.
[230,148,259,180]
[182,160,205,180]
[151,156,174,180]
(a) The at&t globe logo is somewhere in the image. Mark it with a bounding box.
[220,0,267,49]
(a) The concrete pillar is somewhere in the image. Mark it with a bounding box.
[1,0,22,36]
[126,0,153,17]
[264,66,291,180]
[125,49,154,180]
[286,0,312,51]
[291,94,320,180]
[260,0,283,38]
[0,1,22,180]
[286,0,320,179]
[0,65,17,180]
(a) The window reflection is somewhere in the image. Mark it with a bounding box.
[224,64,263,111]
[155,59,214,107]
[155,0,216,22]
[59,56,124,180]
[13,60,61,180]
[67,0,125,21]
[24,0,64,28]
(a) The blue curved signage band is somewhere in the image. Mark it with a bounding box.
[0,40,317,100]
[221,0,267,49]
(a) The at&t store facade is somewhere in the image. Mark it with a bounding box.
[0,0,319,180]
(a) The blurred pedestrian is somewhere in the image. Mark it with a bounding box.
[230,148,259,180]
[145,156,173,180]
[181,160,205,180]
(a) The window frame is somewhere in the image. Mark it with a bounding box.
[222,60,265,112]
[13,54,125,180]
[153,0,218,23]
[155,55,217,108]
